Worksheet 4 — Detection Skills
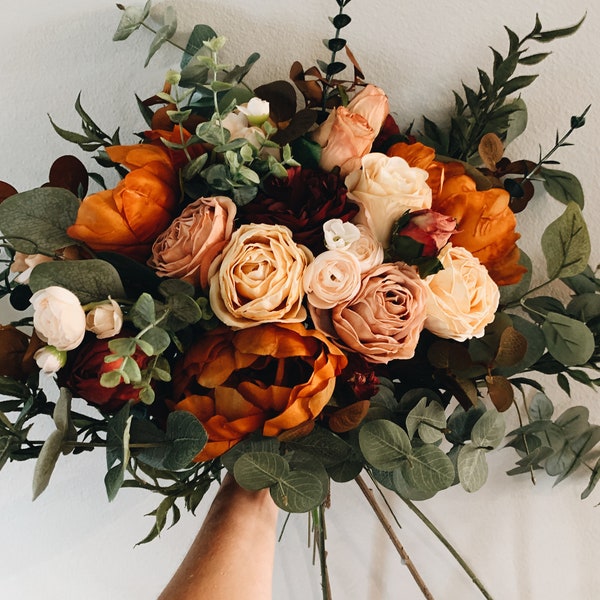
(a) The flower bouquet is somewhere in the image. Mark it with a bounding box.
[0,1,598,597]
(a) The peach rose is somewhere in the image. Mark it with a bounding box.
[310,262,429,364]
[425,244,499,341]
[345,224,384,272]
[346,85,390,133]
[209,224,313,328]
[148,196,237,289]
[303,249,362,309]
[85,298,123,339]
[173,323,347,459]
[67,143,179,262]
[30,286,86,351]
[346,153,432,246]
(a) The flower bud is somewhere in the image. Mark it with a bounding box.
[34,346,67,374]
[390,209,456,259]
[85,299,124,339]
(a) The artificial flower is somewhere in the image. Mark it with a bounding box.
[173,323,347,459]
[85,298,124,339]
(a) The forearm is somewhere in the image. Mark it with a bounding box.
[157,473,279,600]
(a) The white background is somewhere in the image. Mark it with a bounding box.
[1,1,600,599]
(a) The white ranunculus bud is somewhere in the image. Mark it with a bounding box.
[237,97,270,126]
[34,346,67,374]
[85,298,123,339]
[323,219,361,251]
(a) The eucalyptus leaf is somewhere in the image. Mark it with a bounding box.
[541,202,590,279]
[406,398,445,444]
[542,312,595,366]
[0,187,80,253]
[129,292,157,329]
[541,167,585,208]
[581,457,600,499]
[401,444,455,494]
[29,259,125,304]
[139,327,171,356]
[32,429,63,500]
[144,6,177,67]
[457,445,488,492]
[233,452,289,490]
[181,24,218,68]
[359,420,412,471]
[499,251,532,305]
[113,0,151,41]
[270,470,323,513]
[528,392,554,421]
[221,436,280,471]
[0,437,14,472]
[285,426,352,468]
[471,409,505,449]
[163,411,207,470]
[106,402,132,470]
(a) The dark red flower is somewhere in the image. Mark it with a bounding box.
[336,352,379,402]
[238,167,358,254]
[59,333,151,412]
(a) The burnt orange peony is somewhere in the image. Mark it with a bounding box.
[172,323,347,460]
[388,142,526,285]
[67,141,180,261]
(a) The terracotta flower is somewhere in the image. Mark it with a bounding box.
[0,325,42,381]
[67,142,180,262]
[173,323,347,459]
[387,142,525,285]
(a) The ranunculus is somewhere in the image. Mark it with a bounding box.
[59,333,151,411]
[85,299,123,339]
[388,142,525,285]
[148,196,237,289]
[346,224,384,272]
[34,346,67,374]
[303,250,362,309]
[346,153,432,247]
[310,262,429,364]
[30,286,86,351]
[173,323,347,459]
[10,252,53,283]
[323,219,361,251]
[390,209,457,259]
[221,111,265,148]
[238,167,358,255]
[209,224,313,329]
[236,97,270,126]
[67,143,179,262]
[312,85,389,177]
[424,244,499,341]
[0,325,35,380]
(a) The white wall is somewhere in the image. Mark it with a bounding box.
[1,1,599,599]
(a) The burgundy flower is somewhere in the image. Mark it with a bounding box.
[59,333,151,412]
[336,352,379,402]
[238,167,358,254]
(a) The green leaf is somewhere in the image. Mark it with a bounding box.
[163,411,207,470]
[555,406,591,441]
[129,292,157,329]
[233,452,289,490]
[506,445,554,476]
[0,187,80,253]
[359,420,412,471]
[106,402,132,470]
[542,312,595,366]
[471,410,505,449]
[181,24,218,68]
[401,444,455,494]
[0,376,29,399]
[32,429,63,500]
[285,426,352,468]
[581,457,600,499]
[528,392,554,421]
[541,202,590,279]
[221,436,280,471]
[113,0,151,41]
[139,327,171,356]
[406,398,445,444]
[553,426,600,485]
[29,259,125,304]
[498,250,532,304]
[457,445,488,492]
[540,167,584,208]
[144,6,177,67]
[270,470,323,513]
[0,437,14,472]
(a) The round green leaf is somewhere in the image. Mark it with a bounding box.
[542,312,595,366]
[359,420,412,471]
[163,412,208,471]
[457,445,488,492]
[471,410,505,449]
[270,470,323,513]
[401,445,455,494]
[233,452,289,491]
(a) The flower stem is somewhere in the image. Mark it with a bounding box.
[313,504,333,600]
[355,474,435,600]
[399,495,495,600]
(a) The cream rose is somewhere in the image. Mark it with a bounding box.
[85,298,123,339]
[346,224,384,272]
[30,286,86,351]
[310,262,429,364]
[303,250,362,309]
[346,153,432,247]
[148,196,237,289]
[209,224,313,328]
[425,244,499,341]
[10,252,53,284]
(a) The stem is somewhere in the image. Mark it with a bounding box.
[513,399,536,485]
[210,50,227,146]
[355,475,435,600]
[399,495,495,600]
[315,504,333,600]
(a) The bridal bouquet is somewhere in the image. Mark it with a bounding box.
[0,1,596,596]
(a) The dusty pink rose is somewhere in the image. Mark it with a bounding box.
[310,262,429,364]
[391,209,457,258]
[303,249,362,309]
[209,223,313,329]
[148,196,236,289]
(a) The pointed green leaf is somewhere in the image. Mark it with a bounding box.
[144,6,177,67]
[113,0,152,41]
[32,429,63,500]
[540,167,584,208]
[542,312,595,366]
[457,445,488,492]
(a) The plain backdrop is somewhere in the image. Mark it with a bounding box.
[1,1,600,599]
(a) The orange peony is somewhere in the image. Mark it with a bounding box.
[388,142,526,285]
[172,323,347,460]
[67,141,180,262]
